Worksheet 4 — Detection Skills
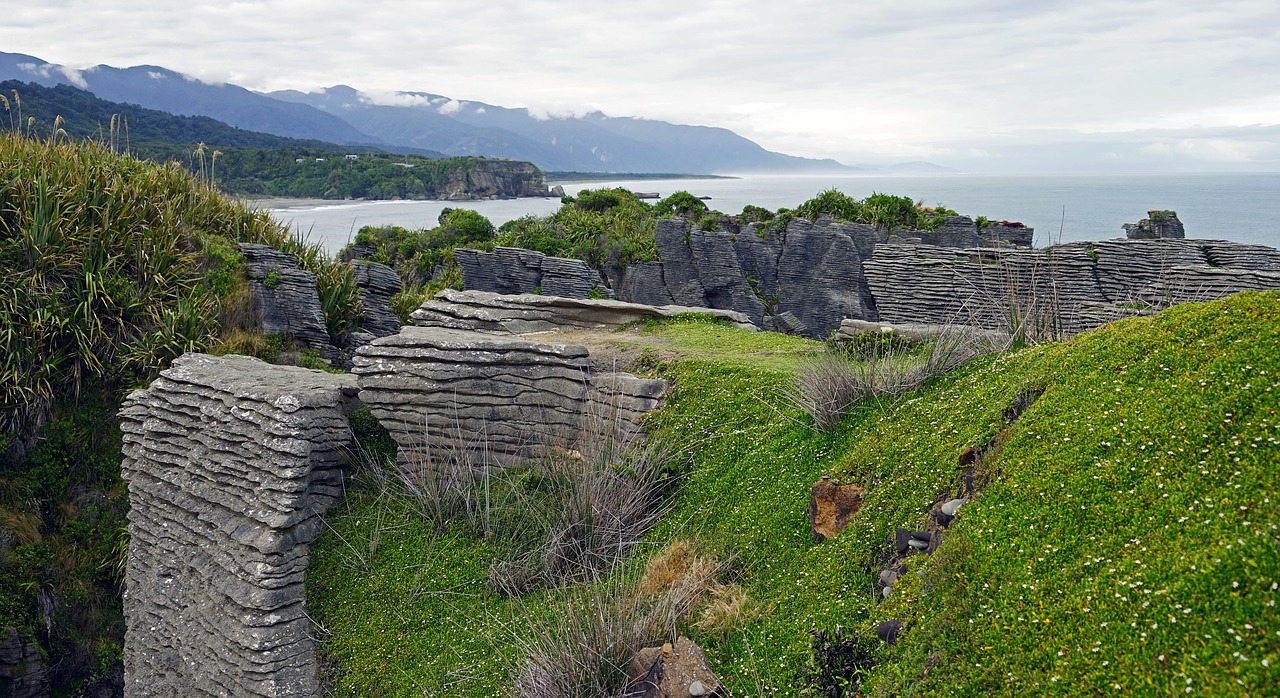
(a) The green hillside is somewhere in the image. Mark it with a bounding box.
[307,294,1278,695]
[1,80,547,200]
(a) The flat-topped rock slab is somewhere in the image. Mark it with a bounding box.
[411,288,756,335]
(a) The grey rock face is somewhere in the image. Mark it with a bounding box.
[1123,210,1186,239]
[453,214,1277,340]
[456,247,610,299]
[353,326,667,468]
[773,218,878,338]
[410,289,755,335]
[541,256,610,299]
[0,626,48,698]
[455,247,546,296]
[351,260,403,337]
[238,243,338,358]
[119,354,358,698]
[603,263,676,307]
[864,239,1280,336]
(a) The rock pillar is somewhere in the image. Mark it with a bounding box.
[119,354,357,697]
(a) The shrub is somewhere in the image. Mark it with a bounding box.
[786,328,993,430]
[800,627,878,697]
[797,188,863,222]
[653,191,708,218]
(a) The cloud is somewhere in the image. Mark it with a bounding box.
[0,0,1276,171]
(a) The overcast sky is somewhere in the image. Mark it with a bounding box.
[5,0,1280,172]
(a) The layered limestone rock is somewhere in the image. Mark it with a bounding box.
[239,243,337,359]
[119,354,358,698]
[1123,210,1186,239]
[0,626,48,698]
[863,238,1280,335]
[353,327,667,468]
[455,247,610,299]
[454,213,1278,339]
[351,259,403,337]
[899,216,1033,248]
[410,289,755,335]
[835,318,1011,348]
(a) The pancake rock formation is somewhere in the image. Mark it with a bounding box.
[119,354,357,697]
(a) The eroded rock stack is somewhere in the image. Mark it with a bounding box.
[119,354,357,698]
[456,210,1280,340]
[350,259,403,337]
[239,243,337,359]
[1123,210,1186,239]
[411,289,755,335]
[864,238,1280,335]
[458,216,970,339]
[353,327,666,468]
[455,247,611,299]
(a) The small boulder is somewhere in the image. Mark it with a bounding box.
[627,637,724,698]
[876,620,904,645]
[940,498,966,517]
[895,529,932,555]
[809,476,865,542]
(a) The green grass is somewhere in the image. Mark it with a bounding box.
[634,313,823,371]
[307,294,1279,696]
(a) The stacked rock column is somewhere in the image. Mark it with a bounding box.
[119,354,357,698]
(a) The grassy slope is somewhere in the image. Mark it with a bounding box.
[307,293,1278,695]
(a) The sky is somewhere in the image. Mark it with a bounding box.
[4,0,1280,172]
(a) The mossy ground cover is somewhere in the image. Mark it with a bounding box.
[307,292,1278,696]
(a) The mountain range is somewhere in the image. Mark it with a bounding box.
[0,51,950,175]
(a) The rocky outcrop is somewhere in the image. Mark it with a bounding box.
[439,160,551,200]
[411,289,755,335]
[238,243,338,359]
[1123,210,1185,239]
[352,327,666,469]
[456,247,611,299]
[119,354,358,698]
[896,216,1033,248]
[457,211,1280,339]
[0,626,48,698]
[457,216,995,339]
[350,259,402,337]
[834,318,1011,348]
[864,238,1280,335]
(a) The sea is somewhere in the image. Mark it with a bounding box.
[257,173,1280,254]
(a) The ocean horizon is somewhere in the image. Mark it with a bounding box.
[259,172,1280,254]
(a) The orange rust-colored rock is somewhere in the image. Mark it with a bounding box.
[808,476,865,542]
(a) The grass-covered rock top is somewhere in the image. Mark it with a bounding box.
[306,292,1278,696]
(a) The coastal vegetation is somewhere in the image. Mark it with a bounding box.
[307,295,1279,695]
[0,126,362,693]
[348,186,965,302]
